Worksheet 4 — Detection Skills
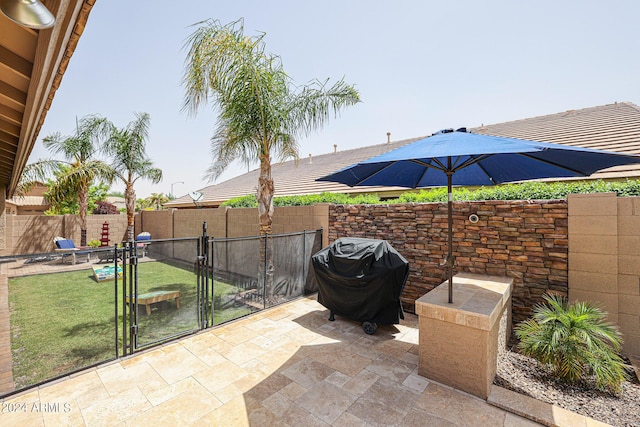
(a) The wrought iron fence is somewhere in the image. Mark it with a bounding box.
[0,226,322,398]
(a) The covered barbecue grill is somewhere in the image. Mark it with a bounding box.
[311,237,409,334]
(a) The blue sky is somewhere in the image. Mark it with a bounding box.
[31,0,640,198]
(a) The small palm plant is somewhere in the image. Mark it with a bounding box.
[515,294,628,394]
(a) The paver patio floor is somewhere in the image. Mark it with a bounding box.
[0,295,543,426]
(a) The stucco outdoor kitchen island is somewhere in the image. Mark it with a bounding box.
[126,290,181,315]
[415,272,513,399]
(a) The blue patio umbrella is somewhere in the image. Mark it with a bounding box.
[317,128,640,303]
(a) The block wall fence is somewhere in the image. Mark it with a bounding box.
[0,214,128,256]
[1,194,637,356]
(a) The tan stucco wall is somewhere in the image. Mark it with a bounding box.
[568,193,640,357]
[136,206,327,241]
[0,214,128,256]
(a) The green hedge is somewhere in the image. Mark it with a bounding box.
[220,180,640,208]
[222,192,380,207]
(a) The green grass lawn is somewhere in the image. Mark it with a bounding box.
[8,261,253,389]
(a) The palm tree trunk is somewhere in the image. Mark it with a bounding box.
[257,154,274,235]
[125,183,136,242]
[257,154,274,305]
[79,181,89,246]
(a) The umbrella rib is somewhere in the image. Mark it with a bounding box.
[519,152,590,176]
[411,159,446,172]
[451,154,492,172]
[342,162,396,186]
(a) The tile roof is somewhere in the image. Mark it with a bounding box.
[5,196,47,207]
[167,102,640,208]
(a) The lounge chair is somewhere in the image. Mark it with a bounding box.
[53,237,91,265]
[136,232,151,257]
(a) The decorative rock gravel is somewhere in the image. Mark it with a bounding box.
[495,350,640,427]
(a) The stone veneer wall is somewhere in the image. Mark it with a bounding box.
[329,200,568,322]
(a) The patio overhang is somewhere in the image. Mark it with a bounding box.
[0,0,95,198]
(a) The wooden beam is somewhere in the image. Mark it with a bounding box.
[0,46,33,78]
[0,81,27,106]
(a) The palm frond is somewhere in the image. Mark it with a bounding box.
[515,293,628,393]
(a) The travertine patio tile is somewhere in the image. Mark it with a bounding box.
[342,368,379,396]
[278,380,307,401]
[364,354,414,383]
[188,345,227,367]
[40,401,85,427]
[81,386,151,426]
[124,383,221,426]
[0,390,44,427]
[0,296,549,426]
[138,376,201,406]
[231,371,270,394]
[347,376,420,426]
[369,337,415,359]
[211,381,244,404]
[415,383,506,426]
[145,345,208,385]
[504,412,545,427]
[401,408,457,427]
[401,350,419,365]
[220,340,268,366]
[243,372,292,403]
[310,346,371,377]
[292,412,331,426]
[97,362,162,395]
[260,390,292,417]
[217,325,260,346]
[402,373,430,392]
[324,371,351,387]
[193,359,248,393]
[295,381,357,424]
[281,358,336,389]
[332,411,373,427]
[195,395,249,426]
[38,370,104,403]
[277,402,311,426]
[284,326,322,344]
[249,332,292,351]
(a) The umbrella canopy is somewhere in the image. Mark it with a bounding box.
[317,128,640,303]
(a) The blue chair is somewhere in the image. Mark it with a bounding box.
[135,232,151,257]
[54,237,91,265]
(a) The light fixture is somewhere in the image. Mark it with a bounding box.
[0,0,55,29]
[170,181,184,198]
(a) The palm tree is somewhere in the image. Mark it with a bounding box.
[182,18,360,235]
[40,115,113,246]
[104,112,163,241]
[146,193,169,210]
[516,294,628,394]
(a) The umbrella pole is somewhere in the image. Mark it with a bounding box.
[447,159,453,304]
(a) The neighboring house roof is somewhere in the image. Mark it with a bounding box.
[0,1,95,197]
[105,196,126,210]
[5,195,47,208]
[6,182,48,213]
[474,101,640,180]
[166,101,640,208]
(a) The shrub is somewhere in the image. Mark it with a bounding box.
[515,294,628,394]
[93,201,119,214]
[88,239,101,248]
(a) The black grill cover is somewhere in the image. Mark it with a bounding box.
[311,238,409,324]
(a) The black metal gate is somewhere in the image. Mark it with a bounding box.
[121,228,211,355]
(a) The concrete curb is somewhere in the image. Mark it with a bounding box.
[487,385,612,427]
